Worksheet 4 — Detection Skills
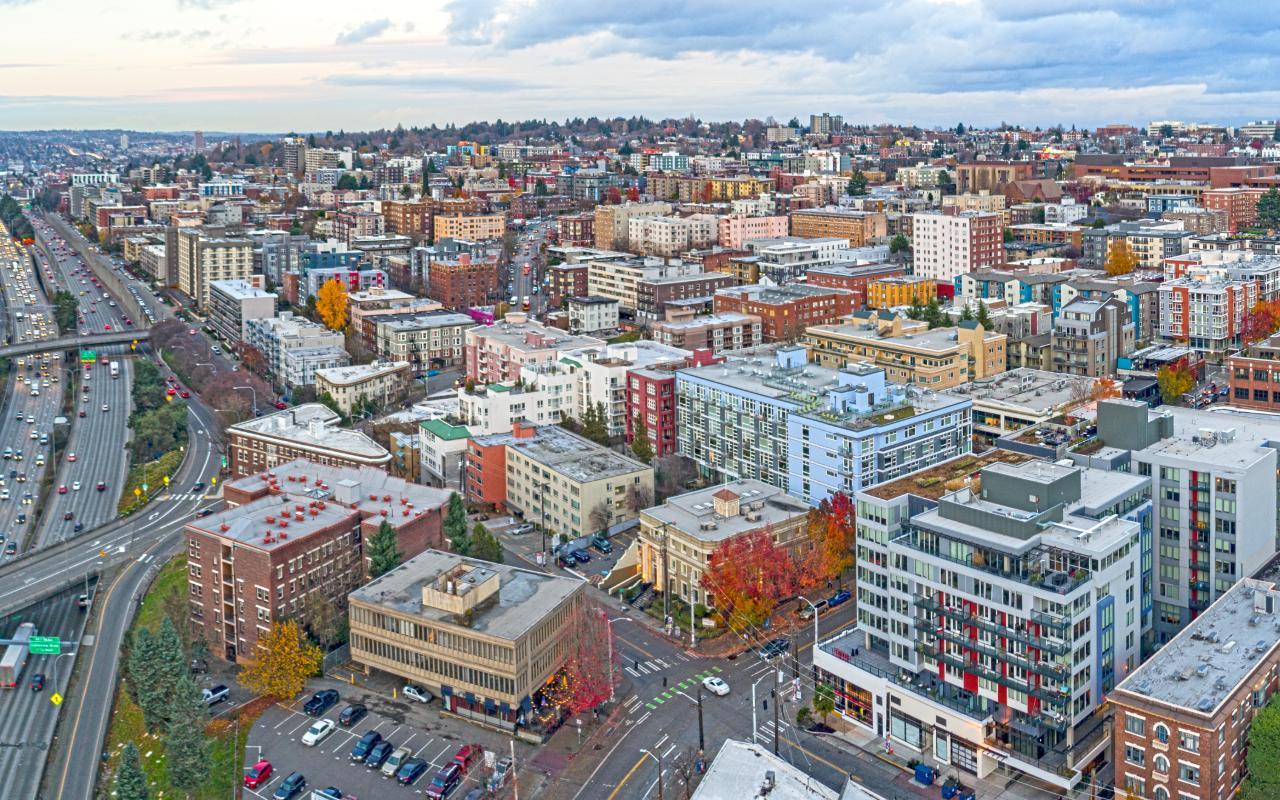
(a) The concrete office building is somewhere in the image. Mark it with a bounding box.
[207,279,278,346]
[175,227,254,311]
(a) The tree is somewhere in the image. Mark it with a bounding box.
[127,618,187,732]
[114,743,149,800]
[552,602,613,714]
[51,289,78,333]
[959,304,974,322]
[1243,695,1280,799]
[1104,240,1139,276]
[366,519,402,578]
[588,502,614,535]
[316,277,350,330]
[335,173,358,191]
[534,178,549,196]
[302,590,345,649]
[238,619,323,700]
[1243,299,1280,343]
[630,414,653,464]
[626,482,654,515]
[164,675,210,793]
[580,401,609,444]
[1257,188,1280,231]
[975,301,993,329]
[1156,358,1196,405]
[444,492,470,555]
[1159,123,1174,138]
[954,122,966,135]
[888,233,910,256]
[813,684,836,727]
[469,522,504,563]
[239,342,269,377]
[845,169,868,196]
[700,528,800,630]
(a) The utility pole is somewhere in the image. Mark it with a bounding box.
[772,688,779,755]
[792,637,800,680]
[510,739,519,800]
[696,687,705,752]
[661,523,670,626]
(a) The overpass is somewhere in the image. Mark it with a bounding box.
[0,329,150,359]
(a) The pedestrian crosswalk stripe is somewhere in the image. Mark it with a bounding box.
[712,666,723,673]
[625,667,639,677]
[645,703,655,710]
[653,697,664,704]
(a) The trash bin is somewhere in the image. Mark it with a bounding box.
[957,786,976,800]
[914,763,936,785]
[940,784,958,800]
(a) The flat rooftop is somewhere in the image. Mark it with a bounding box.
[861,449,1035,501]
[230,404,390,460]
[474,318,605,352]
[950,368,1094,414]
[314,361,408,385]
[477,425,650,483]
[377,310,475,331]
[190,493,357,552]
[653,312,759,331]
[210,279,276,300]
[645,479,810,543]
[1139,406,1280,469]
[350,549,583,641]
[692,739,838,800]
[1117,577,1280,714]
[806,321,1001,350]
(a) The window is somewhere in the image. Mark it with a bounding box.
[1155,723,1170,744]
[1179,731,1199,753]
[1178,763,1199,785]
[1154,754,1170,774]
[1125,745,1145,766]
[1154,788,1169,800]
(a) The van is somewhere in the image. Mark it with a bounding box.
[201,685,230,706]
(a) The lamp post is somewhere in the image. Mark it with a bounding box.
[605,614,635,704]
[798,595,821,657]
[538,481,549,560]
[640,749,664,800]
[232,385,258,417]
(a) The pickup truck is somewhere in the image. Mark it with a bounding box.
[202,685,230,706]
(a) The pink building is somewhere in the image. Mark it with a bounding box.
[463,313,606,383]
[717,214,791,249]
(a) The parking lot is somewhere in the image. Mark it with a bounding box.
[243,681,523,799]
[480,515,636,583]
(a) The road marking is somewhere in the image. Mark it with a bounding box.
[654,734,668,749]
[605,752,650,800]
[625,667,639,677]
[662,743,678,759]
[634,711,651,726]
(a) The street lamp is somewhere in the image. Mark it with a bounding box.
[538,481,549,559]
[232,385,258,417]
[604,614,635,704]
[798,595,821,655]
[639,749,664,800]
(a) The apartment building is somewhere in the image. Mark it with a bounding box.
[739,236,854,283]
[227,404,391,477]
[186,459,449,662]
[805,263,906,308]
[954,160,1036,193]
[650,311,762,354]
[1095,400,1278,645]
[427,253,499,309]
[789,207,888,247]
[373,310,475,372]
[717,214,790,249]
[675,346,972,504]
[593,201,674,251]
[1059,276,1161,345]
[1111,568,1280,800]
[175,226,254,311]
[465,422,653,541]
[942,191,1010,225]
[634,272,736,325]
[1203,187,1268,233]
[380,199,429,236]
[433,212,505,242]
[1157,273,1257,355]
[866,276,936,309]
[547,263,590,307]
[646,175,775,203]
[565,296,619,335]
[626,214,719,258]
[455,367,578,435]
[815,456,1146,792]
[207,279,277,346]
[350,296,445,354]
[911,211,1005,283]
[1228,333,1280,410]
[585,257,702,313]
[1050,297,1136,377]
[802,315,1007,388]
[555,213,594,247]
[243,312,350,388]
[625,365,680,459]
[464,313,605,384]
[1082,221,1194,271]
[314,361,411,413]
[714,283,856,342]
[349,550,584,731]
[636,480,810,608]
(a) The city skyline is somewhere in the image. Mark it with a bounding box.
[2,0,1277,131]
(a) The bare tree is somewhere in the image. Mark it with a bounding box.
[626,483,654,514]
[589,503,614,535]
[655,454,697,501]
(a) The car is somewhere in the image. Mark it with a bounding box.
[364,739,394,768]
[702,676,730,696]
[314,789,344,800]
[338,702,367,726]
[180,390,190,399]
[77,593,90,609]
[303,688,339,716]
[188,328,197,335]
[24,415,32,424]
[73,522,84,532]
[827,589,852,608]
[571,548,591,564]
[452,744,482,774]
[243,760,273,789]
[166,387,176,396]
[590,533,613,553]
[57,485,67,495]
[67,453,76,462]
[423,763,461,796]
[508,523,534,536]
[272,771,306,799]
[397,758,431,786]
[101,404,109,412]
[29,674,44,691]
[96,481,106,491]
[301,718,336,746]
[63,511,73,521]
[556,553,576,569]
[403,684,434,703]
[4,542,15,555]
[758,637,790,660]
[381,746,412,777]
[72,481,81,491]
[350,730,382,760]
[193,481,205,491]
[103,324,110,330]
[798,599,828,620]
[78,410,86,418]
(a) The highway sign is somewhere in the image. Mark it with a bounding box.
[141,483,148,492]
[133,487,141,497]
[29,635,60,655]
[49,693,62,706]
[79,350,96,364]
[163,476,169,486]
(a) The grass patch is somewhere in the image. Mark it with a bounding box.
[117,447,185,516]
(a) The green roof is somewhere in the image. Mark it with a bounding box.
[560,357,582,369]
[420,418,472,441]
[488,383,513,393]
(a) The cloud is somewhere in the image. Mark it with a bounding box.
[335,18,394,45]
[176,0,241,8]
[127,29,212,42]
[325,72,538,93]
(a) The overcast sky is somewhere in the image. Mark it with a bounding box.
[2,0,1277,132]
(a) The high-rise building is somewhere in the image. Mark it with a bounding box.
[911,211,1005,283]
[809,113,843,136]
[175,227,254,311]
[281,136,307,176]
[192,130,204,152]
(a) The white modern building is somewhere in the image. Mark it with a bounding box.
[243,311,350,388]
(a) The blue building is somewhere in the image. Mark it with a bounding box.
[1146,194,1197,214]
[955,269,1067,317]
[676,345,973,506]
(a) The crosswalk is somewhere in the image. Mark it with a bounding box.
[624,657,675,677]
[754,718,792,745]
[166,492,208,502]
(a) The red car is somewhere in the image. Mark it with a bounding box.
[95,481,106,491]
[57,485,67,494]
[243,759,272,788]
[274,401,288,410]
[452,744,482,774]
[103,323,111,330]
[166,387,176,396]
[180,390,190,399]
[78,410,86,418]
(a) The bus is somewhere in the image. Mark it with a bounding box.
[0,622,36,688]
[110,361,120,379]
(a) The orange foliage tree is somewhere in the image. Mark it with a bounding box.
[799,492,857,591]
[700,527,800,631]
[1243,299,1280,344]
[316,277,349,331]
[549,601,613,716]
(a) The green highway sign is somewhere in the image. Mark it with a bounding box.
[29,636,61,655]
[79,350,96,364]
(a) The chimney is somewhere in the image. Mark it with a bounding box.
[512,420,537,439]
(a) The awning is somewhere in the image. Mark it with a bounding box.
[440,684,453,697]
[465,692,477,705]
[499,701,511,714]
[519,696,532,713]
[484,698,497,714]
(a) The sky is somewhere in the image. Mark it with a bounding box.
[2,0,1278,132]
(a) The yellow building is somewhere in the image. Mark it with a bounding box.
[433,212,506,242]
[802,315,1006,388]
[867,276,937,309]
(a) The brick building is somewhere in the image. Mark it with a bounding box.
[556,213,594,247]
[1228,333,1280,410]
[427,253,499,309]
[804,263,906,308]
[713,283,856,342]
[954,160,1035,193]
[381,200,429,236]
[547,263,590,307]
[634,271,736,324]
[434,213,505,242]
[227,404,392,477]
[911,211,1005,283]
[788,207,888,247]
[1203,187,1268,233]
[650,311,762,354]
[185,459,449,662]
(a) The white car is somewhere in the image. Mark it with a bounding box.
[72,481,81,491]
[403,684,434,704]
[301,718,336,746]
[702,676,731,697]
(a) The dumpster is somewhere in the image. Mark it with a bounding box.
[914,763,936,786]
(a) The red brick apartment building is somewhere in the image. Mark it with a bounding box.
[714,283,856,342]
[624,349,720,459]
[1202,187,1267,232]
[227,404,392,478]
[1228,334,1280,410]
[1110,570,1280,800]
[804,263,906,308]
[186,459,450,662]
[556,213,594,247]
[547,263,589,307]
[427,253,499,309]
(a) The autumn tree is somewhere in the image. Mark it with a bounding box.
[1104,240,1138,276]
[1242,299,1280,343]
[366,520,402,578]
[1156,358,1196,405]
[239,342,269,377]
[316,277,350,330]
[700,528,800,631]
[114,743,149,800]
[554,602,614,714]
[238,619,323,700]
[1090,377,1122,402]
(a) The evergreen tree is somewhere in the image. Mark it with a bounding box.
[976,301,993,329]
[469,522,505,563]
[845,169,868,196]
[959,304,974,322]
[444,492,470,555]
[114,743,149,800]
[582,402,610,444]
[1257,188,1280,230]
[630,414,654,464]
[127,628,165,731]
[366,520,402,578]
[164,675,210,793]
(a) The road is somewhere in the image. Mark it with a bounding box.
[507,218,553,317]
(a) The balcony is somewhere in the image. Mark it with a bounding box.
[929,625,1070,681]
[918,642,1071,710]
[916,597,1071,656]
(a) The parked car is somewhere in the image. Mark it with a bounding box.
[555,553,576,569]
[350,730,382,761]
[758,637,790,660]
[381,746,412,777]
[452,744,483,774]
[301,718,336,746]
[243,759,272,788]
[571,548,591,564]
[397,758,430,786]
[590,533,613,553]
[423,763,462,796]
[827,589,852,608]
[798,599,827,620]
[201,685,229,706]
[338,703,367,727]
[508,523,534,536]
[272,771,306,799]
[364,740,394,768]
[303,689,339,716]
[403,684,434,703]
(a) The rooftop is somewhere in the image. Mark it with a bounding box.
[350,549,583,641]
[376,310,476,332]
[209,279,277,301]
[950,368,1095,414]
[861,449,1035,501]
[1139,406,1280,469]
[314,361,409,385]
[476,425,650,483]
[420,417,472,441]
[1116,577,1280,715]
[653,312,760,331]
[189,492,357,552]
[229,404,390,460]
[473,316,606,352]
[691,739,838,800]
[644,479,810,543]
[806,321,1001,351]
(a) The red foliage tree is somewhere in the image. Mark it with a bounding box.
[1242,300,1280,344]
[625,186,640,202]
[799,492,857,591]
[604,187,623,205]
[549,602,614,716]
[700,527,800,631]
